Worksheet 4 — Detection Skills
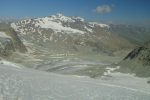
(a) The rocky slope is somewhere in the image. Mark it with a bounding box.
[0,23,27,57]
[123,45,150,65]
[118,41,150,77]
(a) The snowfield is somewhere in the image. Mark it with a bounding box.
[0,62,150,100]
[35,17,85,34]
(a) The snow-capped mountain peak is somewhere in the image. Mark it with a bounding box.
[89,22,110,28]
[34,17,85,34]
[11,13,110,35]
[49,13,75,23]
[11,17,86,34]
[72,16,85,22]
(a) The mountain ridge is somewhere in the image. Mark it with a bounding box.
[10,14,134,55]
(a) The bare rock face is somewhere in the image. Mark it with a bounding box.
[124,41,150,65]
[0,37,15,56]
[119,41,150,77]
[0,23,27,57]
[124,47,145,60]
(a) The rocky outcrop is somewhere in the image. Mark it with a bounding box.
[0,23,27,57]
[123,41,150,65]
[0,37,15,56]
[119,41,150,77]
[123,47,145,60]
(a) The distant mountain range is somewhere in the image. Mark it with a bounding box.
[0,13,149,58]
[0,14,149,56]
[109,24,150,44]
[10,13,139,55]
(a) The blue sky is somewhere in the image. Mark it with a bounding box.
[0,0,150,25]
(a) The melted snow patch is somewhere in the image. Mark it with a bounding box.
[104,66,120,76]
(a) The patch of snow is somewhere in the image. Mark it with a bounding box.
[89,22,110,28]
[72,17,85,22]
[0,32,11,38]
[11,23,18,31]
[11,23,27,35]
[84,26,93,33]
[101,72,150,92]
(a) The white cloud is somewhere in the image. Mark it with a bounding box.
[94,5,113,14]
